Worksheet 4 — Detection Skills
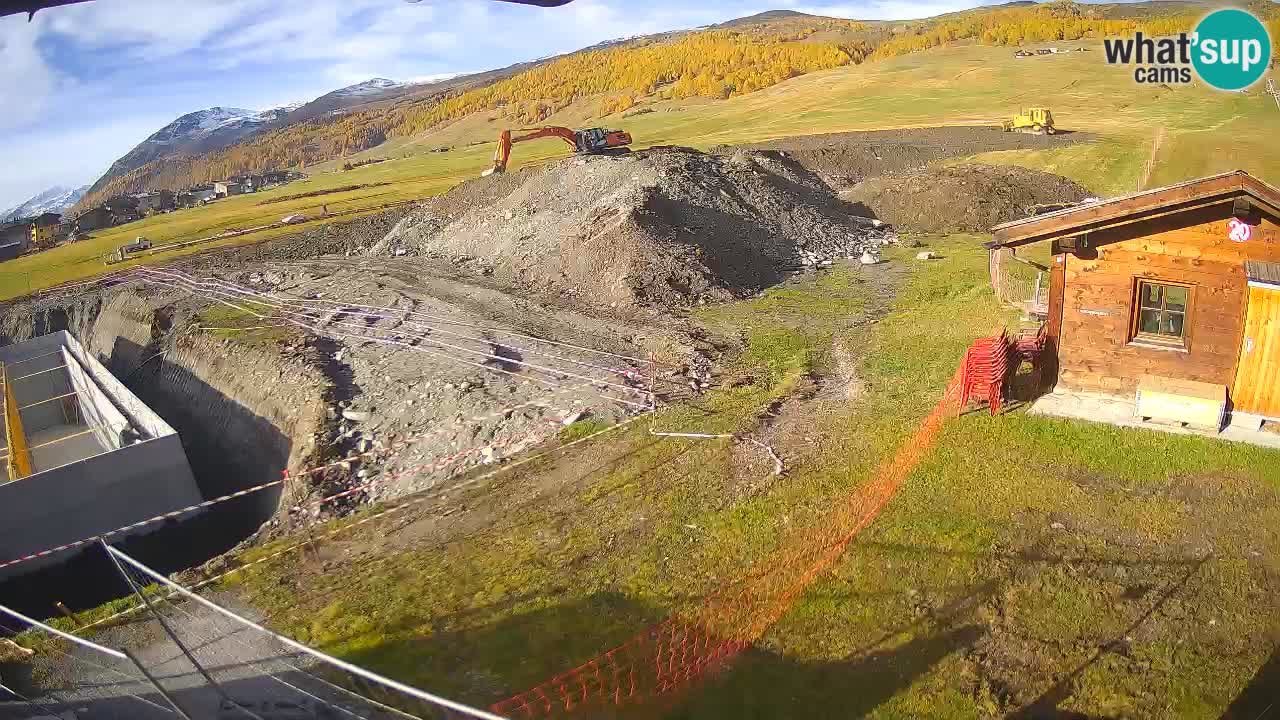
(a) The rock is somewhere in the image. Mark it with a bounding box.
[341,410,370,422]
[916,251,938,260]
[859,250,881,265]
[1050,521,1066,530]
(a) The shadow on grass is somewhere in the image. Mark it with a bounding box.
[1220,646,1280,720]
[329,588,986,720]
[1007,554,1211,720]
[668,624,984,720]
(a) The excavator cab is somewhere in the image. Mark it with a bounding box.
[575,128,632,154]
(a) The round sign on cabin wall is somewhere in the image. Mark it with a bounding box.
[1229,218,1252,243]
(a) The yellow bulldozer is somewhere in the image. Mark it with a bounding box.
[1003,108,1056,135]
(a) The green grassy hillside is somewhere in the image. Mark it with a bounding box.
[7,39,1278,300]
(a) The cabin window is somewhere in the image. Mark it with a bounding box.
[1132,280,1192,347]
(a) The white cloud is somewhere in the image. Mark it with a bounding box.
[1,0,1016,209]
[0,114,172,210]
[0,15,62,131]
[41,0,260,59]
[789,1,981,20]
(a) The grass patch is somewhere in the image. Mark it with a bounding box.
[195,303,297,346]
[9,42,1276,301]
[558,416,614,443]
[208,233,1279,718]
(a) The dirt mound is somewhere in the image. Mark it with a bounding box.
[840,164,1093,233]
[376,147,894,309]
[182,207,415,269]
[730,126,1090,188]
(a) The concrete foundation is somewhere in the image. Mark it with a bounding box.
[1031,388,1280,450]
[0,332,202,579]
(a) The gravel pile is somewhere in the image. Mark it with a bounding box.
[374,147,896,310]
[840,163,1093,233]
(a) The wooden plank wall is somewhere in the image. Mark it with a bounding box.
[1057,205,1280,395]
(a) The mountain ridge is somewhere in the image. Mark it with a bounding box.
[1,185,90,223]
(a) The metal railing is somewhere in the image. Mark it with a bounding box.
[1,364,33,481]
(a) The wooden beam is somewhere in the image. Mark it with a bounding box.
[1044,252,1066,392]
[990,171,1280,248]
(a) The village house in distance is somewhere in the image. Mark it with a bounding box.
[55,170,302,249]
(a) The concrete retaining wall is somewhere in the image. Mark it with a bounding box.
[0,331,203,579]
[62,332,172,440]
[0,434,202,577]
[61,346,128,452]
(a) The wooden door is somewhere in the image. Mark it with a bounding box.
[1233,285,1280,417]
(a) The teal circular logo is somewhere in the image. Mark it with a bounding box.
[1192,9,1271,91]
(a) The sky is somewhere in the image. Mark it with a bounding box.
[0,0,1073,210]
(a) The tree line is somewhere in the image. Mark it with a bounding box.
[75,2,1279,211]
[77,29,856,211]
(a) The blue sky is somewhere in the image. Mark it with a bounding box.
[0,0,1056,209]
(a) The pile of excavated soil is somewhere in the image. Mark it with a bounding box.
[375,147,895,310]
[730,126,1090,188]
[840,164,1093,233]
[186,208,416,267]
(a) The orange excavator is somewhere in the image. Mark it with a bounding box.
[482,126,632,176]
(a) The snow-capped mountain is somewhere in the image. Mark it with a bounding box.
[329,78,405,98]
[277,78,418,125]
[2,185,89,222]
[87,78,428,196]
[86,104,301,195]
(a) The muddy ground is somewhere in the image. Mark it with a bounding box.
[0,126,1177,718]
[0,126,1089,598]
[842,163,1094,233]
[728,125,1090,189]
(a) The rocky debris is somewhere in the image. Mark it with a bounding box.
[374,146,897,311]
[182,208,416,271]
[728,126,1090,189]
[244,265,649,503]
[840,164,1093,233]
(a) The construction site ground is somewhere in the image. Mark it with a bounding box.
[211,240,1279,720]
[4,123,1280,720]
[9,36,1280,304]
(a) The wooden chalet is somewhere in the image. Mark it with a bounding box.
[990,170,1280,424]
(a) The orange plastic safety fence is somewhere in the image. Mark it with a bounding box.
[491,335,1015,718]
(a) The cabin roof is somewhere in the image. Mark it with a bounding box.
[988,170,1280,249]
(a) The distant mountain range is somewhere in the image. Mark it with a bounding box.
[84,103,302,196]
[1,185,89,222]
[82,78,425,198]
[65,1,1217,214]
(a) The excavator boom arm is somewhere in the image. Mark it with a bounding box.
[485,125,631,176]
[489,126,579,175]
